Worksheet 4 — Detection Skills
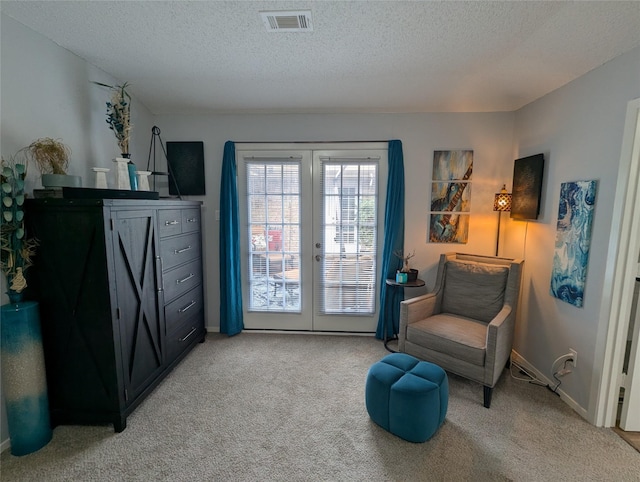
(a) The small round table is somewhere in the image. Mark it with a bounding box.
[383,278,426,352]
[385,278,426,288]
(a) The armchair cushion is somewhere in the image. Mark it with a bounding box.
[441,260,509,323]
[407,314,487,366]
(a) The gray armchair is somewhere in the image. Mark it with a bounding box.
[398,252,524,408]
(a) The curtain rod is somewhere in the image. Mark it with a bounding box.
[232,140,391,144]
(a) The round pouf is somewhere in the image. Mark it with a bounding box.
[365,353,448,443]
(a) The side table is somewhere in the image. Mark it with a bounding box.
[383,278,426,352]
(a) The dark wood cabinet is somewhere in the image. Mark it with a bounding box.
[26,199,205,431]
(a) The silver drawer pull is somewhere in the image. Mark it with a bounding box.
[165,220,179,226]
[178,300,196,313]
[179,327,197,342]
[174,245,192,254]
[187,217,197,223]
[177,273,195,284]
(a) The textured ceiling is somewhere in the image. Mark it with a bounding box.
[2,1,639,115]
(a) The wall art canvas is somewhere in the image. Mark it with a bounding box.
[550,180,598,307]
[429,213,469,243]
[511,153,544,220]
[428,150,473,243]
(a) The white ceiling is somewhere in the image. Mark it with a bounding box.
[2,1,639,115]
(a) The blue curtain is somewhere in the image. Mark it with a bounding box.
[219,141,244,336]
[375,140,405,339]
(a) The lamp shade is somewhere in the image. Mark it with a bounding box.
[493,185,512,212]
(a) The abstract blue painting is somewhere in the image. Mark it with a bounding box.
[550,180,598,307]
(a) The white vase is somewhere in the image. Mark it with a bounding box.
[137,171,152,191]
[113,158,131,190]
[92,167,110,189]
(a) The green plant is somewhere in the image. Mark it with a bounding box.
[95,81,132,155]
[26,137,71,175]
[1,157,38,297]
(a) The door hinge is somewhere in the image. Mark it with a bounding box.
[110,218,115,231]
[620,372,628,391]
[124,389,129,402]
[116,307,120,319]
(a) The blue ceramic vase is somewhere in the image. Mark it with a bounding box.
[1,301,52,456]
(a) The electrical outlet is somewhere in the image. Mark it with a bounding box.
[569,348,577,367]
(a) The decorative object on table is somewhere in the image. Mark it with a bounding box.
[25,137,81,188]
[166,141,206,195]
[92,167,110,189]
[136,170,152,191]
[493,184,512,256]
[511,153,544,220]
[0,157,38,302]
[550,180,598,308]
[146,126,182,198]
[127,160,138,191]
[394,249,418,282]
[113,157,131,190]
[428,150,473,243]
[1,301,52,455]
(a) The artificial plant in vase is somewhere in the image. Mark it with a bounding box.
[1,157,38,303]
[96,81,132,157]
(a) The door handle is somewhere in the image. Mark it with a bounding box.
[174,245,192,254]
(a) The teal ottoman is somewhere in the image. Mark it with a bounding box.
[365,353,448,443]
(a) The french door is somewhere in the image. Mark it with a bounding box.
[237,143,387,332]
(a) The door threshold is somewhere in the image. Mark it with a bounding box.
[242,329,375,337]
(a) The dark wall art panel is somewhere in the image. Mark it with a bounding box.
[510,153,544,220]
[166,141,206,196]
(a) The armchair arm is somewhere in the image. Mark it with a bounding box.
[484,305,514,386]
[398,292,438,350]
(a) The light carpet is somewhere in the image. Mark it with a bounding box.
[1,333,639,481]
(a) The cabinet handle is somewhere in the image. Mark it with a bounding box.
[179,300,196,313]
[179,326,197,342]
[174,245,192,254]
[165,220,180,226]
[177,273,195,284]
[156,256,164,292]
[187,217,197,223]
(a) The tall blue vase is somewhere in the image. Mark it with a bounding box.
[1,301,52,456]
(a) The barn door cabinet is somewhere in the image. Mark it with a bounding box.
[25,199,206,432]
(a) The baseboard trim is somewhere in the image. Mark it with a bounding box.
[511,349,588,421]
[206,326,376,337]
[1,438,10,454]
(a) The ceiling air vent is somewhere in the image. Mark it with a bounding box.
[260,10,313,32]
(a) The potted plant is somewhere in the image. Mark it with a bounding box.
[26,137,81,188]
[1,156,38,302]
[394,250,418,282]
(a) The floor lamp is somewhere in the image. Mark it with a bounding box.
[493,184,512,256]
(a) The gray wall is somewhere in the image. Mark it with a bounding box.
[153,112,516,334]
[509,46,640,419]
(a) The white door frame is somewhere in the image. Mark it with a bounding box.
[593,98,640,427]
[235,142,388,332]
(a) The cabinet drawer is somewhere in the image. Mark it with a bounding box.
[158,209,183,237]
[182,209,200,233]
[165,286,203,333]
[160,232,201,270]
[166,316,203,362]
[163,259,202,304]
